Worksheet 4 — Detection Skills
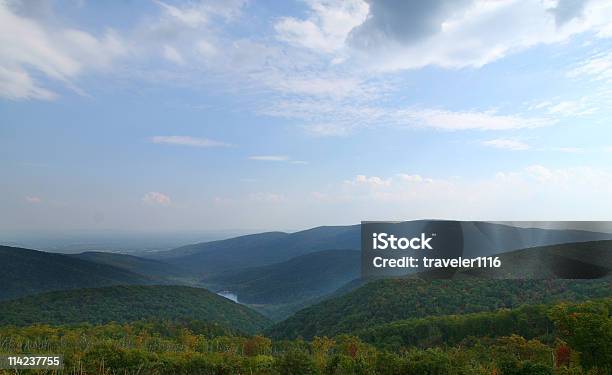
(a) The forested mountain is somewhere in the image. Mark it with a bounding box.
[267,278,611,339]
[0,246,157,301]
[150,222,612,277]
[203,249,360,304]
[71,251,191,280]
[0,285,271,334]
[151,225,361,275]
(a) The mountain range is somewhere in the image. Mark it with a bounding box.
[1,221,610,336]
[149,221,612,278]
[150,225,360,275]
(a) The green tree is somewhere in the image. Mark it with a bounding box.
[550,300,612,372]
[275,348,318,375]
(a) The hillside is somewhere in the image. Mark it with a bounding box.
[356,298,612,350]
[0,285,271,334]
[1,298,610,374]
[267,278,611,339]
[0,246,157,301]
[71,251,191,281]
[203,249,360,304]
[153,225,360,275]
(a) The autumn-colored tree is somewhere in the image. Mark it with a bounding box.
[555,344,571,368]
[244,335,272,356]
[312,336,335,369]
[550,300,612,371]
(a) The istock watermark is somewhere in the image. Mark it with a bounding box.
[361,220,612,279]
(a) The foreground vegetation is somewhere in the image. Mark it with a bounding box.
[267,279,611,339]
[0,298,609,374]
[0,285,271,334]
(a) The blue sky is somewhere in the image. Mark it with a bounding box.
[1,0,612,233]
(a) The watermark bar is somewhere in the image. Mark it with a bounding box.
[361,220,612,279]
[0,355,63,370]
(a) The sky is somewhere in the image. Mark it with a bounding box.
[1,0,612,234]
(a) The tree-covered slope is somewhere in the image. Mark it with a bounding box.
[203,249,360,304]
[153,225,360,275]
[356,297,612,350]
[71,251,190,280]
[356,303,551,350]
[1,298,610,374]
[0,285,272,334]
[267,278,611,339]
[0,246,157,301]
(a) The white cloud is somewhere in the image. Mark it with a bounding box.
[154,0,209,28]
[568,50,612,82]
[150,135,231,147]
[343,0,612,71]
[195,40,217,58]
[0,0,252,100]
[330,165,612,220]
[397,174,433,183]
[142,191,171,206]
[536,97,599,117]
[345,174,391,187]
[25,196,41,204]
[0,1,126,100]
[402,109,552,131]
[154,0,245,27]
[275,0,369,53]
[248,155,289,161]
[275,0,612,72]
[263,99,553,136]
[273,76,362,99]
[247,155,309,164]
[0,66,56,100]
[523,165,555,182]
[2,0,610,111]
[482,139,529,151]
[163,45,184,64]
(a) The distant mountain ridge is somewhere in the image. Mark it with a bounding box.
[0,246,159,301]
[151,221,612,277]
[70,251,189,280]
[152,225,361,275]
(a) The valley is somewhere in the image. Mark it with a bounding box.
[0,222,610,374]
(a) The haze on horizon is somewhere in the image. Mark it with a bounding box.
[2,0,612,234]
